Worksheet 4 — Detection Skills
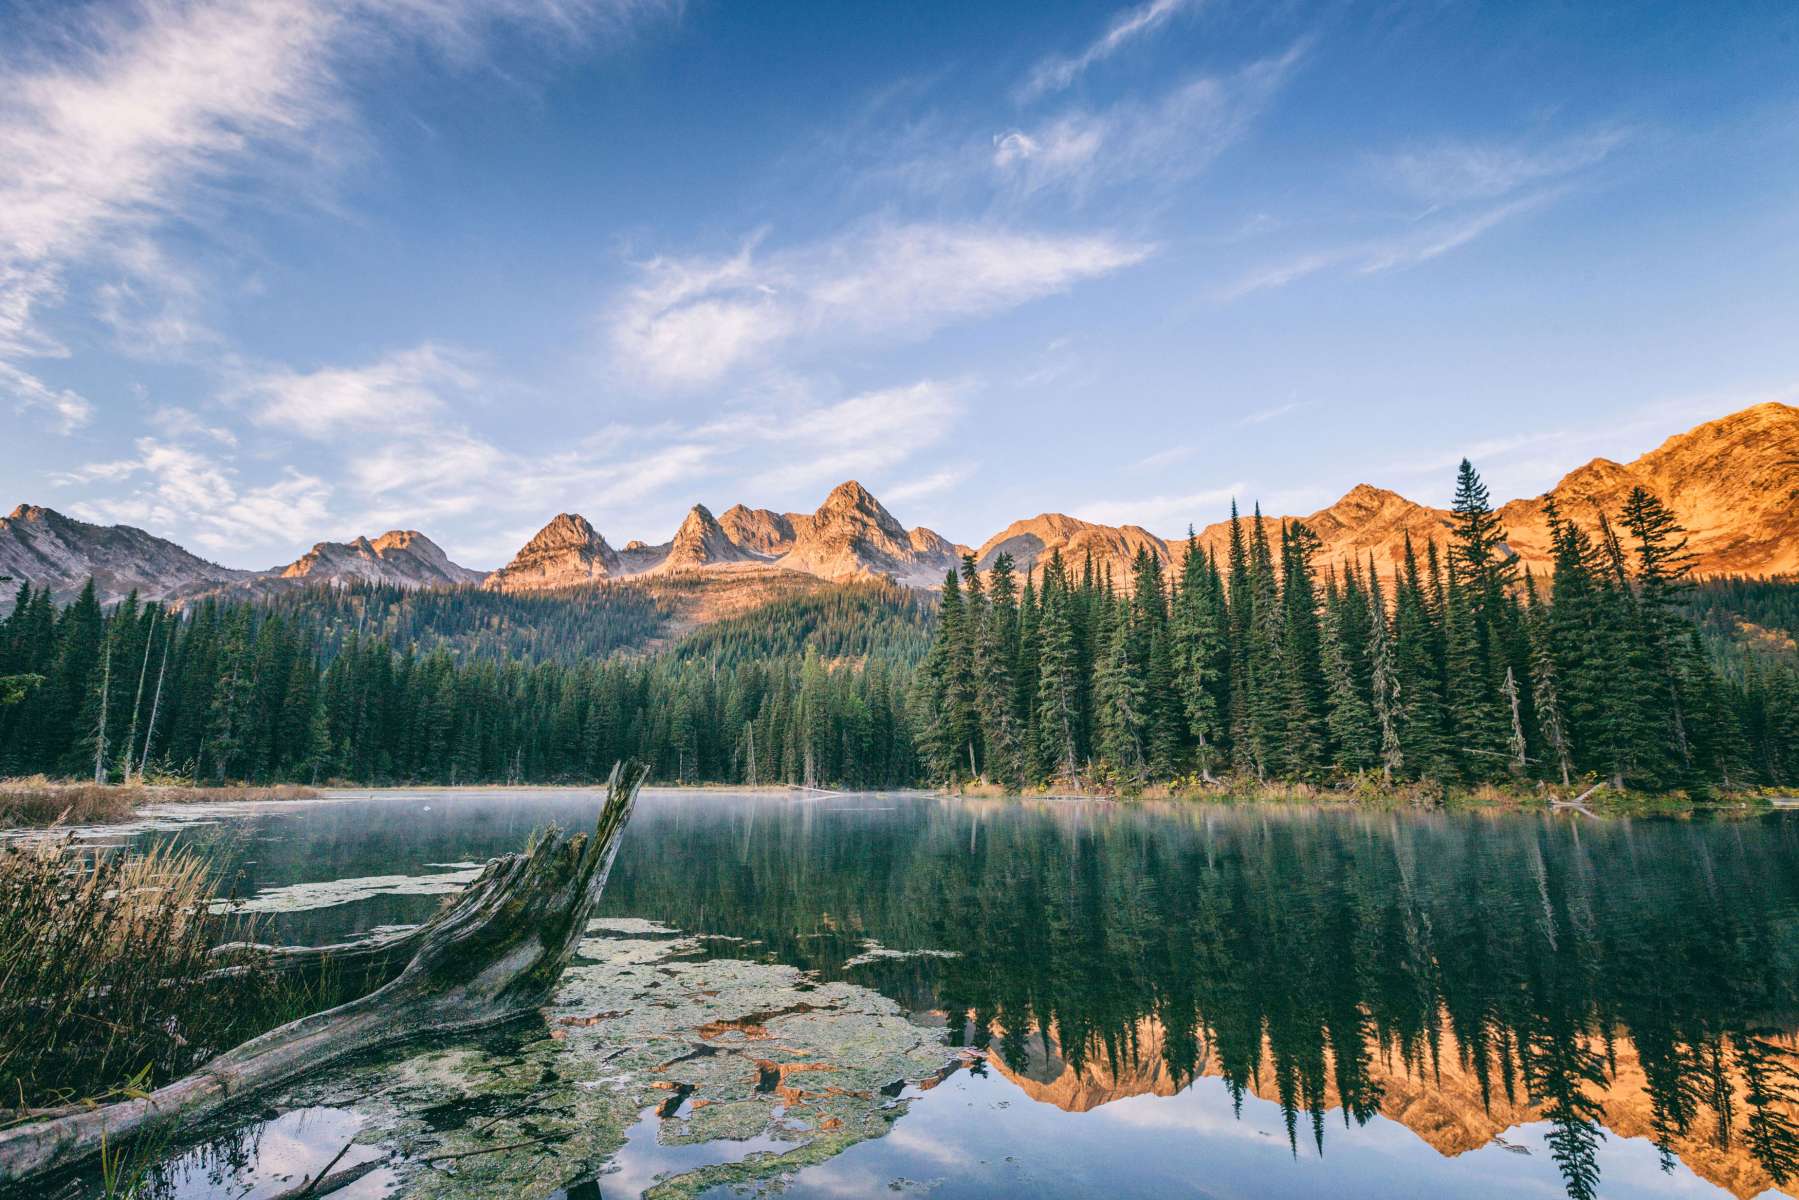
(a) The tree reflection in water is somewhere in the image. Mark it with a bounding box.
[598,799,1799,1200]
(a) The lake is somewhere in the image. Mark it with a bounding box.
[73,791,1799,1199]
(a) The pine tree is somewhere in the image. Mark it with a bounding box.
[975,553,1026,786]
[1173,533,1225,780]
[1094,593,1147,783]
[1322,571,1376,773]
[1035,575,1083,787]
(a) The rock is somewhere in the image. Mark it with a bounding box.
[0,504,247,612]
[484,513,621,592]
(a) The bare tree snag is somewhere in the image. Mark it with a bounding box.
[0,761,648,1185]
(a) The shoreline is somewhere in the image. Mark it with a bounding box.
[3,775,1790,834]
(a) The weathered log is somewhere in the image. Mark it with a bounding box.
[0,761,648,1185]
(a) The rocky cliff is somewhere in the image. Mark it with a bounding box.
[483,513,621,592]
[0,504,246,610]
[276,529,484,588]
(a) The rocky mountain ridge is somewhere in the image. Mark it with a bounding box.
[5,402,1793,612]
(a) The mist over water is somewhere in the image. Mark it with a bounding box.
[141,791,1799,1199]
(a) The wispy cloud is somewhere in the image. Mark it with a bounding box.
[1376,127,1629,209]
[884,463,976,504]
[2,362,93,432]
[746,379,968,494]
[1236,399,1309,427]
[0,0,670,432]
[994,44,1307,200]
[241,343,480,437]
[609,223,1150,387]
[1218,125,1629,302]
[1018,0,1200,103]
[1135,444,1197,470]
[1075,481,1245,530]
[64,438,331,555]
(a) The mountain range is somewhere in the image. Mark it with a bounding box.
[3,401,1793,613]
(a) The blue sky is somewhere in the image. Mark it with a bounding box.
[3,0,1797,568]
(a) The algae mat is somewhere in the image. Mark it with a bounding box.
[228,917,963,1199]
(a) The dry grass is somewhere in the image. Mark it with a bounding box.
[0,776,317,829]
[0,837,284,1113]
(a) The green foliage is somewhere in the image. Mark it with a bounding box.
[913,464,1799,794]
[0,581,918,789]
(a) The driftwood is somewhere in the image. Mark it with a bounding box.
[0,761,648,1185]
[1550,780,1607,819]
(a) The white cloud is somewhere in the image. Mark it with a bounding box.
[610,223,1150,387]
[63,436,332,554]
[1216,191,1560,301]
[884,463,976,504]
[242,343,479,436]
[994,45,1307,199]
[0,0,669,431]
[1236,399,1308,427]
[3,361,93,432]
[748,380,966,494]
[1018,0,1199,103]
[1075,481,1245,530]
[1377,127,1629,208]
[1218,125,1627,302]
[1136,444,1197,471]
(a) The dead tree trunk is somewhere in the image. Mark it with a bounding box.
[0,760,648,1185]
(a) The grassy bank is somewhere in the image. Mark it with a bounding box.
[0,776,318,829]
[0,837,303,1116]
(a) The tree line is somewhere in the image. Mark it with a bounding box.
[0,583,916,788]
[913,461,1799,793]
[1,459,1795,793]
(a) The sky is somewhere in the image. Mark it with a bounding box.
[2,0,1797,570]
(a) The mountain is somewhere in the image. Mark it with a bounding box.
[976,513,1171,582]
[980,1015,1790,1200]
[275,530,483,589]
[9,403,1792,614]
[718,505,797,557]
[1495,400,1799,576]
[655,504,767,572]
[0,503,246,610]
[484,513,621,592]
[1186,484,1452,577]
[1174,403,1798,579]
[771,481,967,588]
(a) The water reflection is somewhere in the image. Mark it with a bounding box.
[143,792,1799,1199]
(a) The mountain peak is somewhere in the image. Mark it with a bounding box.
[275,528,480,588]
[485,512,619,591]
[819,480,881,515]
[661,503,760,571]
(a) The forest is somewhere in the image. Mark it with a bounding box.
[912,463,1799,794]
[0,461,1795,794]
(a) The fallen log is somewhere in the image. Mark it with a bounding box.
[0,760,648,1185]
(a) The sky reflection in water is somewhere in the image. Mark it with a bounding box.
[140,790,1799,1200]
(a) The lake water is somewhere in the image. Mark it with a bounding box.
[89,791,1799,1199]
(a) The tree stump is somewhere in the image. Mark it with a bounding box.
[0,760,648,1185]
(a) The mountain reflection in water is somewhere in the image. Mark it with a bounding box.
[145,791,1799,1199]
[596,796,1799,1200]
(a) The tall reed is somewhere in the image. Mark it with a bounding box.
[0,837,275,1114]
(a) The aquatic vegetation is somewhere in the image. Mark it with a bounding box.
[0,837,273,1111]
[216,863,485,914]
[840,939,959,969]
[246,919,960,1199]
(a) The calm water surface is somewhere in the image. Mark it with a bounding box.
[120,791,1799,1199]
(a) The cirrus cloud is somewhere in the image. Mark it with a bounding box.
[610,222,1152,388]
